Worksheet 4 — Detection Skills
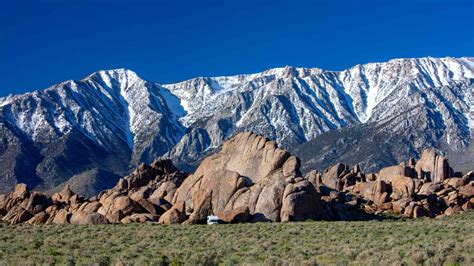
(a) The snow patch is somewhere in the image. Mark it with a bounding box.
[159,87,187,118]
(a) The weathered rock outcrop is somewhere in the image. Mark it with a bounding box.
[415,149,453,183]
[170,132,324,223]
[346,149,472,218]
[309,147,473,220]
[0,159,188,225]
[0,133,471,224]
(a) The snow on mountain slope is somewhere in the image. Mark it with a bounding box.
[163,57,473,163]
[1,69,185,159]
[0,57,472,193]
[0,69,186,192]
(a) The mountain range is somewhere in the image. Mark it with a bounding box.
[0,57,472,196]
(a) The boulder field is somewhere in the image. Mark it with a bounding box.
[0,132,472,225]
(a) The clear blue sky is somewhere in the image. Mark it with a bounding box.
[1,0,473,96]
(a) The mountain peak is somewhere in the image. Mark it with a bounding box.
[85,68,143,89]
[260,66,323,79]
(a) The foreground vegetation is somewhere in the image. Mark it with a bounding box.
[0,212,473,265]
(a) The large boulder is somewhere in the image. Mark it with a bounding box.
[24,192,51,214]
[1,184,30,213]
[458,182,474,198]
[158,201,187,224]
[321,163,347,191]
[415,149,452,183]
[305,170,321,188]
[121,213,159,224]
[27,212,50,225]
[113,196,143,216]
[12,183,30,199]
[119,163,158,190]
[418,182,444,195]
[97,191,144,223]
[280,180,322,221]
[352,180,389,205]
[390,175,415,200]
[52,209,70,224]
[282,156,301,177]
[215,207,250,223]
[77,201,102,214]
[378,164,413,180]
[2,206,32,224]
[185,191,213,224]
[444,178,466,189]
[70,211,109,224]
[52,185,81,205]
[171,132,323,222]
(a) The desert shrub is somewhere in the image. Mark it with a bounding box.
[0,211,472,265]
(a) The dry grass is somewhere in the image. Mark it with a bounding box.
[0,211,473,265]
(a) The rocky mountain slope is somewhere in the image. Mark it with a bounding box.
[0,57,472,194]
[1,132,473,225]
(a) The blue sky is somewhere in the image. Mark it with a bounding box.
[1,0,473,96]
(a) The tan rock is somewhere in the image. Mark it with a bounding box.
[115,178,128,190]
[122,163,158,190]
[404,202,416,217]
[447,191,459,206]
[413,205,424,218]
[77,201,101,214]
[353,164,362,174]
[27,212,50,225]
[462,201,472,211]
[121,213,159,224]
[149,180,181,204]
[378,164,413,181]
[458,182,474,197]
[392,198,411,214]
[158,201,187,224]
[305,170,321,188]
[280,180,323,222]
[322,163,347,191]
[415,149,452,182]
[52,209,69,224]
[341,173,356,189]
[251,171,288,221]
[111,196,144,217]
[136,198,159,214]
[444,178,466,189]
[172,132,313,222]
[52,185,81,205]
[186,191,213,224]
[215,207,249,223]
[12,183,29,199]
[2,206,32,224]
[282,156,300,177]
[444,206,461,216]
[352,180,389,205]
[0,194,6,212]
[418,182,443,195]
[389,175,415,200]
[106,211,124,223]
[70,211,109,224]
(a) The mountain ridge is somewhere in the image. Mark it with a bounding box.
[0,56,472,195]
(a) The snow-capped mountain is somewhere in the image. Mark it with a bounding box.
[0,57,472,194]
[164,57,473,166]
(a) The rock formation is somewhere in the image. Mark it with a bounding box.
[316,148,473,219]
[0,132,472,225]
[0,159,187,225]
[170,132,323,223]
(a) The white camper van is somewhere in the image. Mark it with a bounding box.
[207,215,220,225]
